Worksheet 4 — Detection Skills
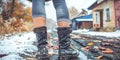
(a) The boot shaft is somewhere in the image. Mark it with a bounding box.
[57,27,72,49]
[34,26,48,48]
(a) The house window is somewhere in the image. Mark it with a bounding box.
[0,7,2,14]
[106,8,110,21]
[95,13,98,23]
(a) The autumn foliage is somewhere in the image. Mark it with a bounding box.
[0,0,33,35]
[7,0,33,22]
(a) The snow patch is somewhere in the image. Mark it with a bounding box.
[0,54,25,60]
[0,32,37,60]
[73,29,120,38]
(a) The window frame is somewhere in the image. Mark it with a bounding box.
[105,8,111,22]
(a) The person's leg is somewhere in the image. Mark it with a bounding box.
[53,0,79,57]
[32,0,49,59]
[53,0,70,27]
[33,17,46,28]
[32,0,46,28]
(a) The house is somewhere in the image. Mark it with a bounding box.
[88,0,120,29]
[71,14,93,30]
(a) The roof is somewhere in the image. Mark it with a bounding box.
[88,0,107,10]
[88,1,97,10]
[75,14,93,22]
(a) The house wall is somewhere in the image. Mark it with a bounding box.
[114,0,120,29]
[72,21,92,29]
[92,0,115,29]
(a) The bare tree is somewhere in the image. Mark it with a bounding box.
[78,9,88,17]
[10,0,15,17]
[69,6,79,19]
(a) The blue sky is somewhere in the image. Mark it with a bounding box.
[20,0,97,21]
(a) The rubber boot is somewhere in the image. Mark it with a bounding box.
[57,27,79,59]
[33,26,49,59]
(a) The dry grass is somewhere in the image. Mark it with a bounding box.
[0,17,33,35]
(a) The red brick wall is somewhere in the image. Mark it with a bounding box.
[81,21,92,28]
[114,0,120,28]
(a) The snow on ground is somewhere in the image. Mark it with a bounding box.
[0,54,25,60]
[0,32,37,60]
[73,29,120,38]
[0,29,120,60]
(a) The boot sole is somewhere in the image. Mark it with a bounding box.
[59,53,79,60]
[59,56,80,60]
[67,53,79,57]
[38,56,50,60]
[60,52,79,57]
